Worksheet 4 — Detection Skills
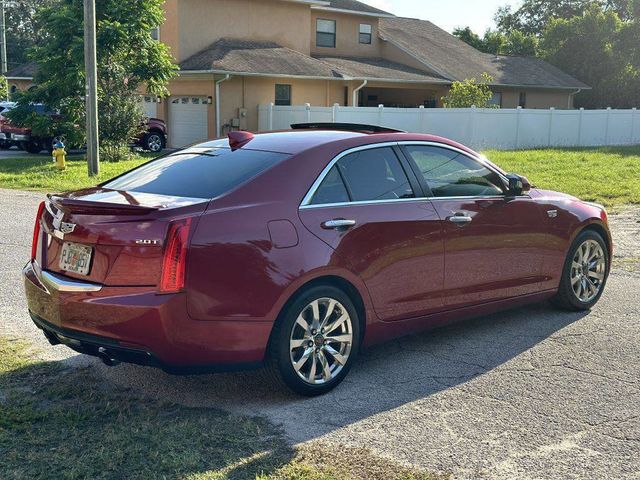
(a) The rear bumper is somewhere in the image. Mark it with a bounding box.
[23,261,272,372]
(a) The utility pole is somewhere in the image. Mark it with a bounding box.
[84,0,99,176]
[1,1,9,100]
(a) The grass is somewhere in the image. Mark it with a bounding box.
[0,154,150,192]
[0,337,445,480]
[1,146,638,208]
[484,146,640,208]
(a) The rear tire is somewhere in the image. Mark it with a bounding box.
[552,230,609,311]
[266,285,361,396]
[142,132,165,153]
[21,140,43,154]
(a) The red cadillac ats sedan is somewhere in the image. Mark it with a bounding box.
[24,124,612,395]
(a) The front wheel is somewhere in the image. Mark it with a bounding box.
[552,230,609,311]
[267,285,361,396]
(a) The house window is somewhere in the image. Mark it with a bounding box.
[317,19,336,48]
[150,26,160,41]
[519,92,527,108]
[275,84,292,106]
[489,92,503,108]
[359,24,372,44]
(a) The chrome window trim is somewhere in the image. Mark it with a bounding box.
[299,141,509,208]
[300,197,428,210]
[300,142,401,207]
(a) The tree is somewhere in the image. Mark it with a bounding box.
[0,76,7,100]
[8,0,177,159]
[4,0,56,70]
[540,4,640,108]
[495,0,634,36]
[454,27,538,56]
[442,73,498,108]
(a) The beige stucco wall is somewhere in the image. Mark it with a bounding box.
[8,79,34,94]
[310,11,381,58]
[161,0,180,61]
[176,0,312,62]
[217,75,346,131]
[495,88,573,109]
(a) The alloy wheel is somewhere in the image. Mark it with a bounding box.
[147,134,163,152]
[571,239,606,303]
[289,297,353,385]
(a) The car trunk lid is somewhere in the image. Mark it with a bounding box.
[39,188,207,286]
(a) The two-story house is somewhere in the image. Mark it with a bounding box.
[7,0,589,148]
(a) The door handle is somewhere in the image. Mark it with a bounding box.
[322,219,357,230]
[448,213,473,225]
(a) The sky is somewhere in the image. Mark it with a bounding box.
[361,0,522,33]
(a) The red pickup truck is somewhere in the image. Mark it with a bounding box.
[0,104,168,153]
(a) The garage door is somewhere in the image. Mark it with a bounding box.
[168,96,209,148]
[140,96,157,118]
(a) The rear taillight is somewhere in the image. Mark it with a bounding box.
[31,201,45,261]
[159,218,192,294]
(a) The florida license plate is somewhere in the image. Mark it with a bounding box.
[59,242,93,276]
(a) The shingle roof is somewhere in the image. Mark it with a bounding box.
[319,0,392,15]
[5,62,37,79]
[180,39,342,78]
[379,17,590,90]
[314,56,449,83]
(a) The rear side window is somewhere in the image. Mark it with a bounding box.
[337,147,415,202]
[310,166,350,205]
[104,148,289,199]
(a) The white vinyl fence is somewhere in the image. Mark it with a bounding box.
[258,103,640,150]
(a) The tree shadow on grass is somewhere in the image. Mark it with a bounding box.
[0,340,296,480]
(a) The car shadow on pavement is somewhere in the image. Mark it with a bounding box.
[96,301,588,443]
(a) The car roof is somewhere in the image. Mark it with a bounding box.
[190,129,480,157]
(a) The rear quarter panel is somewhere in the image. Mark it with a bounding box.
[186,143,378,328]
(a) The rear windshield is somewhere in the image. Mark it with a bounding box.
[103,148,289,199]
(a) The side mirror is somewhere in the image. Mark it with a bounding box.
[506,174,531,196]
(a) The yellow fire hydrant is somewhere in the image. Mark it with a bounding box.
[52,141,67,170]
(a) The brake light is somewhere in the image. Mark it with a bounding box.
[31,201,45,261]
[159,218,192,294]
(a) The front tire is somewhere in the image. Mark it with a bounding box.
[552,230,609,311]
[267,285,361,396]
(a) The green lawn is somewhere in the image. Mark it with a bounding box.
[0,338,442,480]
[0,154,150,192]
[0,146,639,208]
[484,146,640,208]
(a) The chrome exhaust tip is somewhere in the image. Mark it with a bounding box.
[97,347,121,367]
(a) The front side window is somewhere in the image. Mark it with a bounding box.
[359,24,372,44]
[275,84,292,106]
[317,19,336,48]
[104,149,289,199]
[404,146,504,198]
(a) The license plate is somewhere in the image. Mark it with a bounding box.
[59,242,93,276]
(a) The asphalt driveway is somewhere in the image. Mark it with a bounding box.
[1,188,638,480]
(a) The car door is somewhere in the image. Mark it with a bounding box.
[299,144,446,322]
[401,143,549,308]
